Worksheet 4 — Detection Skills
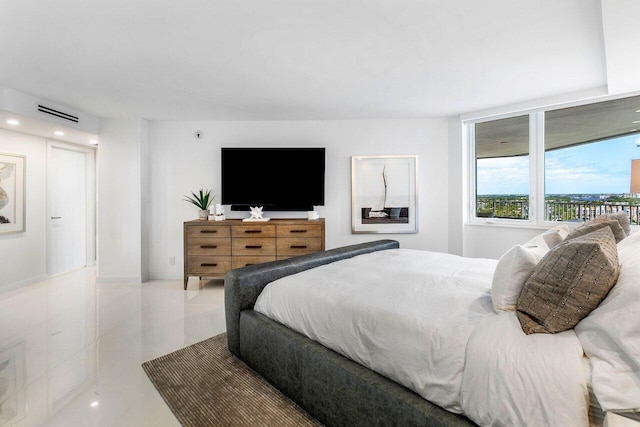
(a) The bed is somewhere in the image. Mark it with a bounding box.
[224,214,640,426]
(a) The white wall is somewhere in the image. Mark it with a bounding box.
[0,129,48,291]
[148,118,449,279]
[601,0,640,95]
[463,225,544,260]
[97,118,148,282]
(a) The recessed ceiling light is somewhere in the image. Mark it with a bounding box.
[633,121,640,124]
[54,130,64,136]
[636,109,640,113]
[90,401,99,408]
[6,119,20,125]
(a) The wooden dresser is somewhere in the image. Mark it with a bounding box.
[183,218,325,289]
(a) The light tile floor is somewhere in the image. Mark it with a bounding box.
[0,267,226,426]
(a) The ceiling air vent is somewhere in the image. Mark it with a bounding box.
[37,104,79,123]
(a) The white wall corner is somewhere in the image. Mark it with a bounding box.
[447,116,464,256]
[97,118,145,281]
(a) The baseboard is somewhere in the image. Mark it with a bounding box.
[0,274,49,294]
[149,272,182,280]
[96,276,143,284]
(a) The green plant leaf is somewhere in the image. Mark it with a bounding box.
[183,188,215,210]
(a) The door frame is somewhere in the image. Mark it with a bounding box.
[46,140,96,275]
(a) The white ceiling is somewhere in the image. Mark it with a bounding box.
[0,0,608,121]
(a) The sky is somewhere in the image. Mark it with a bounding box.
[477,134,640,195]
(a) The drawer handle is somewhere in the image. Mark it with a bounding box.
[200,245,217,249]
[201,263,218,267]
[290,230,307,233]
[291,245,308,249]
[245,245,262,249]
[200,230,218,234]
[244,230,262,234]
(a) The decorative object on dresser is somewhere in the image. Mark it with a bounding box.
[213,203,226,221]
[183,218,325,289]
[183,188,215,220]
[243,206,270,222]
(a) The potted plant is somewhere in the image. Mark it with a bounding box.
[184,188,215,220]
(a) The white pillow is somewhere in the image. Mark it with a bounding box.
[491,244,548,313]
[542,224,570,249]
[575,231,640,412]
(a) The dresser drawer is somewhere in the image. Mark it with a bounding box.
[187,256,232,275]
[277,238,323,257]
[186,225,231,238]
[276,224,323,238]
[187,237,231,256]
[232,224,276,238]
[231,256,277,269]
[232,238,276,256]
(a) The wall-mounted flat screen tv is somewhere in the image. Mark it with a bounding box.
[221,147,325,211]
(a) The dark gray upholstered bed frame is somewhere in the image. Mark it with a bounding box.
[225,239,476,427]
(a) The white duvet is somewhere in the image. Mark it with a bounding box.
[254,249,590,426]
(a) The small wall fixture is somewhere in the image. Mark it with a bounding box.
[6,119,20,125]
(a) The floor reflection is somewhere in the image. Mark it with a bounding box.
[0,269,225,426]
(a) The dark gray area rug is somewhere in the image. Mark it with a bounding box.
[142,333,322,427]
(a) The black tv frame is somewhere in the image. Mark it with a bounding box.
[221,147,325,212]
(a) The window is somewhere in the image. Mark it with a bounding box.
[475,115,529,220]
[470,94,640,226]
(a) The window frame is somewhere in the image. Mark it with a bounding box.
[465,93,640,229]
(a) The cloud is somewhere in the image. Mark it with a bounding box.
[476,157,529,194]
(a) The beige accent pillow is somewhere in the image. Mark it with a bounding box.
[491,244,548,313]
[516,227,620,334]
[567,219,626,243]
[542,224,570,249]
[589,212,631,236]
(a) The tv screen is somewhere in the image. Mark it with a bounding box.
[221,147,325,211]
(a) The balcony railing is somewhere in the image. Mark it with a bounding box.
[476,198,640,224]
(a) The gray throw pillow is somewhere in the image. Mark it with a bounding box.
[566,219,626,243]
[516,227,619,335]
[585,212,630,237]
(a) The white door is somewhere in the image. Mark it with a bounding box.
[49,146,87,275]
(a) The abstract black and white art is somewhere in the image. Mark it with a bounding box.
[351,155,418,234]
[0,153,25,234]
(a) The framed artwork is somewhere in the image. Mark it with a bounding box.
[351,155,418,234]
[0,153,25,234]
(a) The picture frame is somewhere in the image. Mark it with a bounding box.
[0,153,26,234]
[351,155,418,234]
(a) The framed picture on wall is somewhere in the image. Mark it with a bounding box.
[351,155,418,234]
[0,153,26,234]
